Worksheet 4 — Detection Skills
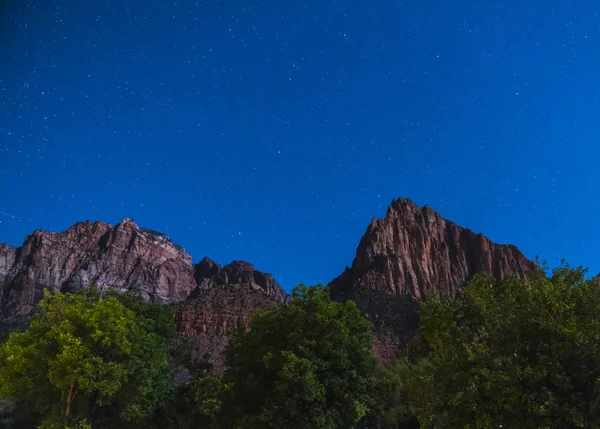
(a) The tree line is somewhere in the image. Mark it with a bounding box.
[1,263,600,428]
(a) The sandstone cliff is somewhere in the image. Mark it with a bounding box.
[175,283,281,375]
[175,258,286,374]
[0,219,287,375]
[0,218,196,316]
[0,199,537,369]
[330,198,535,298]
[329,198,537,364]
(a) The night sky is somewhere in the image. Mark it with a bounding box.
[2,1,600,289]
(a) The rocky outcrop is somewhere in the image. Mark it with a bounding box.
[193,257,287,303]
[0,218,196,316]
[0,218,287,373]
[330,198,536,299]
[329,198,537,364]
[175,284,281,375]
[0,200,537,369]
[0,244,17,291]
[174,259,287,375]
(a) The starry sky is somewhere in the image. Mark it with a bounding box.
[1,1,600,289]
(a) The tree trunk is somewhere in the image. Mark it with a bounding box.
[64,384,76,426]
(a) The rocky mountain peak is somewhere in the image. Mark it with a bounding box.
[118,217,138,228]
[330,198,536,299]
[0,219,197,316]
[328,198,537,365]
[193,258,287,303]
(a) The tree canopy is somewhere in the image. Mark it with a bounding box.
[5,265,600,429]
[196,284,380,429]
[405,265,600,428]
[0,287,174,429]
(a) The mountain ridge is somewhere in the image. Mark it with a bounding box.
[0,217,286,317]
[327,197,537,364]
[0,197,537,369]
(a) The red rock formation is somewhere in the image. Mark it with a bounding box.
[0,200,537,370]
[174,284,280,375]
[0,244,17,290]
[330,198,536,299]
[329,198,537,364]
[0,218,288,375]
[175,259,286,374]
[193,257,287,303]
[0,218,196,316]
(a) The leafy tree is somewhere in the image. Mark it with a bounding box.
[0,399,15,428]
[202,284,379,429]
[143,354,216,429]
[405,264,600,428]
[0,287,174,428]
[356,360,418,429]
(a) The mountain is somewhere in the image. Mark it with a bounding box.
[175,282,281,375]
[176,258,287,375]
[193,257,287,303]
[328,198,537,364]
[0,218,197,316]
[0,218,287,373]
[0,198,536,369]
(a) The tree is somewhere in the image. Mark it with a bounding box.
[405,264,600,428]
[0,287,174,428]
[356,360,418,429]
[203,284,379,429]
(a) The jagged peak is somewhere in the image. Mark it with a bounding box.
[389,197,420,211]
[117,217,139,230]
[223,260,257,271]
[331,196,535,300]
[197,256,220,267]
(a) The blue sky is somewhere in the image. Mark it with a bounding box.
[1,0,600,289]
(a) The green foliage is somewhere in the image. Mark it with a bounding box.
[139,228,184,251]
[0,316,27,344]
[0,286,174,429]
[356,361,418,429]
[139,228,168,240]
[201,284,379,429]
[9,264,600,428]
[405,264,600,428]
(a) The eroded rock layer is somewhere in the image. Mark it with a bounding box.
[329,198,536,364]
[0,218,196,315]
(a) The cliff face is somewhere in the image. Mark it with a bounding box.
[330,198,536,299]
[175,258,286,375]
[175,284,281,375]
[0,218,287,374]
[329,198,537,364]
[0,200,537,369]
[0,218,196,316]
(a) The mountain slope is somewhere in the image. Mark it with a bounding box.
[329,198,537,363]
[330,198,535,298]
[0,199,536,368]
[175,259,287,375]
[0,218,197,316]
[0,219,287,375]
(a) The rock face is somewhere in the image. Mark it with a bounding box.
[330,198,536,299]
[0,200,537,370]
[175,284,281,375]
[0,244,17,294]
[176,258,286,375]
[329,198,537,364]
[193,258,287,303]
[0,218,196,316]
[0,218,288,375]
